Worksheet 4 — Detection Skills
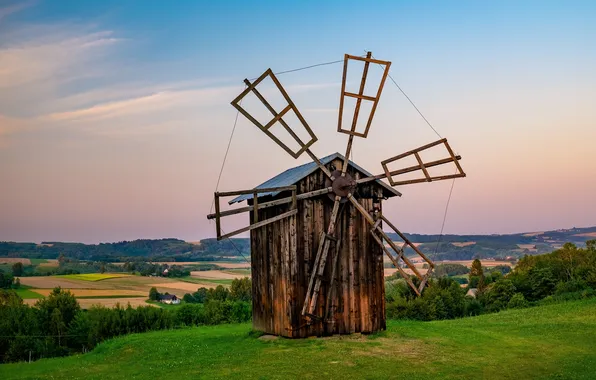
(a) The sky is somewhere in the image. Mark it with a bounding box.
[0,0,595,243]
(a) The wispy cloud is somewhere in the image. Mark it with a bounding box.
[0,1,34,21]
[45,86,237,123]
[0,30,121,90]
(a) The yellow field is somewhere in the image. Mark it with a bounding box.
[30,289,147,297]
[38,260,59,267]
[434,260,513,267]
[574,232,596,237]
[151,281,215,293]
[23,297,155,309]
[190,270,247,280]
[57,273,131,281]
[0,258,31,265]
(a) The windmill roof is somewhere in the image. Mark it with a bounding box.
[229,152,401,204]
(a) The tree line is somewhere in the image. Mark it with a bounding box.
[385,240,596,321]
[0,278,253,364]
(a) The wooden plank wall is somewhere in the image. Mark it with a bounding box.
[250,158,386,338]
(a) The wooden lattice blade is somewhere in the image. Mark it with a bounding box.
[380,138,466,187]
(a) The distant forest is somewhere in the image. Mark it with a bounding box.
[0,239,250,263]
[1,226,594,262]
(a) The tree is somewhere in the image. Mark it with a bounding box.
[99,264,106,274]
[13,278,20,289]
[469,259,485,291]
[230,278,251,302]
[11,262,23,277]
[470,259,483,277]
[149,287,160,301]
[50,309,66,346]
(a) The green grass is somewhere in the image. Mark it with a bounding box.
[29,259,48,265]
[2,298,595,379]
[56,273,130,281]
[12,287,44,299]
[180,276,234,286]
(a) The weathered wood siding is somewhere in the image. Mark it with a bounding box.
[250,158,386,338]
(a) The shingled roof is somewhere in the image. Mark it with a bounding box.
[229,152,401,205]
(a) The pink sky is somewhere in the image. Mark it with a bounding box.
[1,1,595,243]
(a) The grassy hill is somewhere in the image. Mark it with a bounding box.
[2,299,595,379]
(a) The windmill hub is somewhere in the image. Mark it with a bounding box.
[326,170,356,202]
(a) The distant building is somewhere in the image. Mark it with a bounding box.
[159,294,180,304]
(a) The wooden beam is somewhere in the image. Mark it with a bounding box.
[207,187,331,220]
[214,193,221,240]
[216,186,297,197]
[218,209,298,241]
[370,230,420,296]
[389,173,465,186]
[337,54,349,133]
[414,152,431,181]
[345,54,391,66]
[343,92,376,102]
[380,138,447,165]
[380,214,434,267]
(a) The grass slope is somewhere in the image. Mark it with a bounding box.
[2,299,595,380]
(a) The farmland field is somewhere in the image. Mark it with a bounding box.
[57,273,131,281]
[0,258,32,265]
[2,298,595,379]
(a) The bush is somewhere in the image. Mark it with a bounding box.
[507,293,529,309]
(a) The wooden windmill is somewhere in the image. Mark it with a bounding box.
[206,52,466,337]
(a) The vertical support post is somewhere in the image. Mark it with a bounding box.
[253,191,259,223]
[214,193,221,239]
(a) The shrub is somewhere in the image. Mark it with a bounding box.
[507,293,529,309]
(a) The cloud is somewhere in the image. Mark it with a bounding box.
[44,85,238,123]
[0,1,34,21]
[0,30,121,90]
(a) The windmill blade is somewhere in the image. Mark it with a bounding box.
[380,138,466,186]
[231,69,334,180]
[338,52,391,138]
[302,196,343,319]
[209,186,298,241]
[347,195,434,295]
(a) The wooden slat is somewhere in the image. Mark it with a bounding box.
[363,58,390,137]
[381,215,434,266]
[218,209,297,240]
[337,54,349,133]
[217,186,296,197]
[345,54,391,66]
[214,193,221,239]
[344,92,376,102]
[389,173,465,186]
[414,152,431,181]
[305,196,342,316]
[262,104,293,130]
[381,139,447,165]
[370,230,420,296]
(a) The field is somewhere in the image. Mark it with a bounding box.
[57,273,131,281]
[1,298,595,379]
